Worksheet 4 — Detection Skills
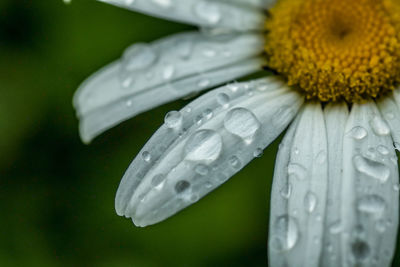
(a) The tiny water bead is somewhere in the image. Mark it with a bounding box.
[265,0,400,102]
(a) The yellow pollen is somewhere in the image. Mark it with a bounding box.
[264,0,400,102]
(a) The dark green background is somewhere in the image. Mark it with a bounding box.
[0,1,398,266]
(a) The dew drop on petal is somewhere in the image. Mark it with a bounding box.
[356,195,386,215]
[353,155,390,182]
[217,93,230,108]
[184,129,222,162]
[175,180,191,194]
[224,108,260,143]
[151,174,165,187]
[377,145,390,155]
[304,191,318,213]
[287,163,307,180]
[194,164,209,176]
[229,156,242,169]
[253,148,264,158]
[349,126,368,140]
[351,240,370,261]
[202,109,213,120]
[280,183,292,199]
[141,151,151,162]
[164,111,183,129]
[370,116,390,136]
[163,65,175,80]
[269,215,299,252]
[122,44,157,71]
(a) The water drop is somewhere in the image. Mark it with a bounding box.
[163,65,175,80]
[229,156,241,169]
[122,44,156,71]
[224,108,260,143]
[164,111,182,129]
[175,180,191,193]
[377,145,390,155]
[217,93,230,108]
[304,191,318,213]
[356,195,386,216]
[194,164,209,176]
[202,109,213,120]
[269,215,299,252]
[141,151,151,162]
[184,129,222,162]
[370,116,390,136]
[288,163,307,180]
[280,183,292,199]
[353,155,390,182]
[253,148,263,158]
[349,126,368,140]
[151,174,165,187]
[351,240,370,261]
[198,79,210,88]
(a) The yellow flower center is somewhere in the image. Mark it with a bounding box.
[264,0,400,102]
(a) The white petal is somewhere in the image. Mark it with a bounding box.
[74,31,265,142]
[269,103,328,267]
[98,0,266,31]
[321,103,349,267]
[115,77,303,227]
[377,93,400,146]
[340,101,399,267]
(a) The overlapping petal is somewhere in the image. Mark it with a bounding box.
[115,77,303,227]
[322,103,349,266]
[269,103,328,266]
[74,31,265,142]
[98,0,266,31]
[339,102,399,266]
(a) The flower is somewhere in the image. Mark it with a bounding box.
[73,0,400,266]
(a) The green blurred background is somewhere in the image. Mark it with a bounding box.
[0,1,398,266]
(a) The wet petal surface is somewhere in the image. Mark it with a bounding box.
[115,77,303,227]
[74,31,264,142]
[98,0,266,31]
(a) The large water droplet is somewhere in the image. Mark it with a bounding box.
[349,126,368,140]
[304,191,318,213]
[224,108,260,143]
[370,116,390,136]
[269,215,299,252]
[184,129,222,162]
[164,111,183,129]
[357,195,386,216]
[353,155,390,183]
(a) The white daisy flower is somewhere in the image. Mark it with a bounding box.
[73,0,400,266]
